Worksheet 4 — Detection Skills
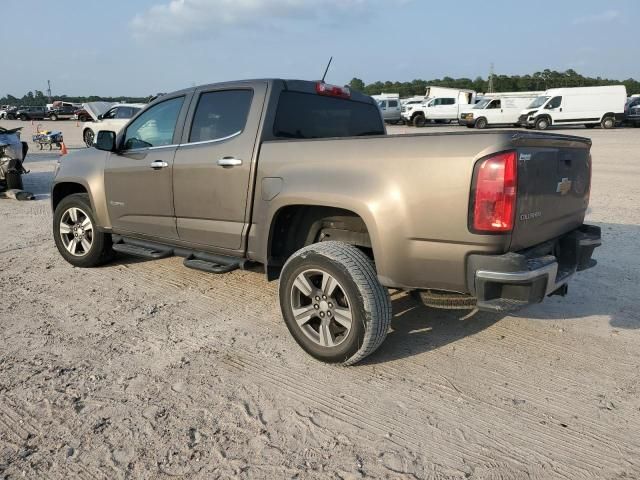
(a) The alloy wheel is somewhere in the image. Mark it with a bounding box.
[59,207,94,257]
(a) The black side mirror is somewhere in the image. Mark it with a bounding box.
[95,131,117,152]
[97,114,103,120]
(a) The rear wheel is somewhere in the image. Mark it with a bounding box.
[6,172,23,190]
[19,114,27,121]
[535,117,549,130]
[53,193,114,268]
[49,113,58,121]
[279,241,392,365]
[413,114,426,127]
[83,129,95,147]
[474,117,488,129]
[601,117,614,129]
[79,114,89,122]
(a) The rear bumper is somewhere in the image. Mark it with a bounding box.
[467,224,601,312]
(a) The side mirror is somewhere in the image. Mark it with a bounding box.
[97,114,103,120]
[95,131,117,152]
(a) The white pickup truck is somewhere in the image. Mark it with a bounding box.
[402,89,476,127]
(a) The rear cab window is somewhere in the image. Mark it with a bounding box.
[189,90,253,143]
[273,91,385,139]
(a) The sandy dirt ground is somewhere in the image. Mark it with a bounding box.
[1,119,639,479]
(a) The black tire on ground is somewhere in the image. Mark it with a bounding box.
[474,117,488,129]
[19,114,27,121]
[5,172,23,190]
[535,117,549,130]
[53,193,114,268]
[601,117,615,129]
[83,129,95,147]
[413,114,426,127]
[279,241,392,365]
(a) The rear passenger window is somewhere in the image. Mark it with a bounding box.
[444,98,456,105]
[189,90,253,143]
[388,100,398,108]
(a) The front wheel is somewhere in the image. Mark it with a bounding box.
[535,117,549,130]
[83,129,95,147]
[413,114,426,127]
[279,241,392,365]
[474,117,488,129]
[53,193,114,267]
[49,114,58,121]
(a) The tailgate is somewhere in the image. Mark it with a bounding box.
[510,133,591,251]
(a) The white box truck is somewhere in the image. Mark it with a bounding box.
[459,91,542,129]
[517,85,627,130]
[402,87,477,126]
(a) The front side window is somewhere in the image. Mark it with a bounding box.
[116,107,136,119]
[189,90,253,143]
[546,96,562,109]
[123,96,184,150]
[444,98,456,105]
[102,108,117,120]
[528,96,550,109]
[488,100,501,109]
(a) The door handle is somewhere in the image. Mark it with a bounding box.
[217,157,242,167]
[150,160,169,170]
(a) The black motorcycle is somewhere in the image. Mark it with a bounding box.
[0,126,29,191]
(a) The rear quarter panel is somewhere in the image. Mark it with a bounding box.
[250,131,518,292]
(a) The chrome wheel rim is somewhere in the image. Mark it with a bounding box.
[84,130,94,146]
[290,269,353,348]
[59,207,93,257]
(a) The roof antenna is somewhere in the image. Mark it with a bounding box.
[321,56,333,83]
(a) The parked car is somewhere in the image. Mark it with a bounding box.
[372,94,402,124]
[47,104,77,121]
[15,106,47,121]
[518,86,627,130]
[73,108,92,123]
[51,79,601,365]
[402,88,477,126]
[82,103,145,147]
[459,91,542,129]
[624,96,640,127]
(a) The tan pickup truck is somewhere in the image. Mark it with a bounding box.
[51,79,601,365]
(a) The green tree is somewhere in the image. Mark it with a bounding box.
[348,77,365,92]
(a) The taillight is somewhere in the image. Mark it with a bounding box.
[471,151,517,233]
[315,82,351,98]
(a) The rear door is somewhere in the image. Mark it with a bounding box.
[104,94,189,239]
[172,82,267,252]
[510,136,591,250]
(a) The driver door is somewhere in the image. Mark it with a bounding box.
[104,94,190,240]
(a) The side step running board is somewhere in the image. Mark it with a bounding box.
[112,242,172,259]
[183,257,240,274]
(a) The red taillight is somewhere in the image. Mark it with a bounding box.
[472,151,517,232]
[315,82,351,98]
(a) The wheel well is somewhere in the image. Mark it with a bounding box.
[601,112,615,121]
[52,183,88,210]
[411,111,425,119]
[266,205,372,280]
[536,114,551,124]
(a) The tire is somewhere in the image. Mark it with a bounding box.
[474,117,488,129]
[601,117,614,129]
[79,114,89,123]
[50,113,58,121]
[6,172,23,190]
[413,114,426,127]
[535,117,549,130]
[83,129,95,147]
[53,193,114,268]
[19,114,27,121]
[279,241,392,365]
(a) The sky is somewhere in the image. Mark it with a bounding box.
[1,0,638,97]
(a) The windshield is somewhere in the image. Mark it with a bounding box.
[528,96,550,109]
[473,99,491,109]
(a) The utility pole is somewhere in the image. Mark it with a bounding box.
[488,63,495,94]
[47,80,52,103]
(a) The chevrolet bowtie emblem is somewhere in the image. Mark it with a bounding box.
[556,177,572,195]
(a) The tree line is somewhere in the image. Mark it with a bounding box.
[349,69,640,97]
[0,90,150,107]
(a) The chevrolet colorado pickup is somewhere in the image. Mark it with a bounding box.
[51,79,601,365]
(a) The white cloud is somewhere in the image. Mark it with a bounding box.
[572,9,621,25]
[131,0,381,38]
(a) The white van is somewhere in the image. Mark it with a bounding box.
[518,86,627,130]
[372,93,402,124]
[459,91,542,129]
[402,87,476,126]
